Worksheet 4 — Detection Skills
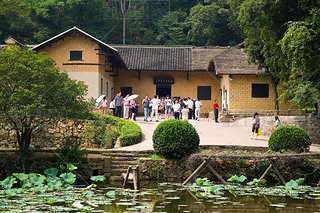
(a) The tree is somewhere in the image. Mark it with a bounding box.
[120,0,131,45]
[235,0,317,112]
[155,11,189,45]
[187,0,243,46]
[0,46,90,149]
[279,7,320,108]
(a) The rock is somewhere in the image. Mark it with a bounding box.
[183,170,192,177]
[48,128,55,134]
[9,130,15,137]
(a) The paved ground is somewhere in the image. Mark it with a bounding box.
[111,116,320,152]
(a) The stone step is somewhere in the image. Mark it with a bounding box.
[111,168,128,174]
[110,156,141,161]
[111,160,137,165]
[103,151,152,158]
[111,164,137,169]
[109,176,123,182]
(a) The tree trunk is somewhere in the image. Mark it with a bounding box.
[17,126,32,150]
[120,0,131,45]
[123,15,126,45]
[271,77,280,115]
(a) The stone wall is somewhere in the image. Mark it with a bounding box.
[0,120,97,149]
[139,154,320,183]
[258,116,320,144]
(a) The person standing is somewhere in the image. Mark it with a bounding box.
[181,105,189,120]
[164,95,172,120]
[195,98,202,121]
[187,97,193,120]
[133,98,139,121]
[251,112,260,139]
[114,91,123,118]
[159,97,166,119]
[109,99,115,116]
[150,95,160,122]
[274,116,281,130]
[101,96,108,115]
[179,99,185,119]
[130,98,138,121]
[192,98,196,120]
[123,94,130,119]
[213,100,219,123]
[142,95,150,122]
[173,100,181,120]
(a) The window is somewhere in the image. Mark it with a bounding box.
[121,87,132,97]
[252,84,269,98]
[101,78,103,95]
[197,86,211,100]
[70,51,82,61]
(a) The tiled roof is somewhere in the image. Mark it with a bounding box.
[112,45,192,71]
[209,48,262,75]
[191,47,228,71]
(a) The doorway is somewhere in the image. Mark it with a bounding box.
[121,87,132,97]
[156,84,171,98]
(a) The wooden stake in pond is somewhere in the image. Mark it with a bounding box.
[132,166,139,190]
[259,159,286,186]
[182,158,227,185]
[123,165,140,190]
[123,166,132,188]
[182,159,208,185]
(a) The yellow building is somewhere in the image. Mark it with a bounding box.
[2,27,294,115]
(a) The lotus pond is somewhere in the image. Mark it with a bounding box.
[2,170,320,213]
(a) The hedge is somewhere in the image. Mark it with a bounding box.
[268,126,311,152]
[152,120,199,159]
[99,114,142,147]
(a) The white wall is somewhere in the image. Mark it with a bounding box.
[67,72,99,100]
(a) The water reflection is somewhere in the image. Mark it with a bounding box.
[96,181,320,213]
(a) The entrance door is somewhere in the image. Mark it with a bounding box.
[121,87,132,97]
[156,85,171,98]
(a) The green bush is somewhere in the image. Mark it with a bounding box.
[119,122,142,146]
[84,114,142,148]
[268,126,311,152]
[152,120,200,159]
[99,114,142,147]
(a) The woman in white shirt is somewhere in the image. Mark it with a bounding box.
[274,116,281,130]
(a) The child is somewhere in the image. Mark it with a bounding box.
[181,105,189,121]
[274,116,281,130]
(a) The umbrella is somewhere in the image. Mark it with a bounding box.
[126,94,139,101]
[96,95,106,105]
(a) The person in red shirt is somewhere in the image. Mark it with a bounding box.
[213,100,219,123]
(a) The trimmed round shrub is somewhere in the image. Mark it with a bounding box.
[152,120,200,159]
[268,126,311,152]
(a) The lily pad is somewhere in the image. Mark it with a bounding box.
[60,172,76,184]
[0,176,17,189]
[44,168,59,178]
[90,175,106,182]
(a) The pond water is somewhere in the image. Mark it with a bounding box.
[97,181,320,213]
[1,181,320,212]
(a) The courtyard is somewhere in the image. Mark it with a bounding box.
[110,116,320,152]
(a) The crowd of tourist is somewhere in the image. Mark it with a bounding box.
[141,95,203,122]
[99,92,285,141]
[99,91,204,122]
